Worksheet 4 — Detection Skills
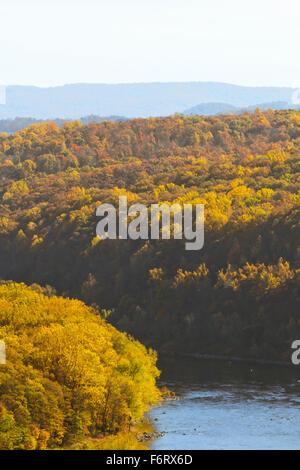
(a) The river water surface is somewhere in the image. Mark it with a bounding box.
[149,355,300,450]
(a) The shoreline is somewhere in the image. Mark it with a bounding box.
[159,351,295,368]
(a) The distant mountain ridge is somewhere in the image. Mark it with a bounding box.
[0,115,127,134]
[1,101,299,134]
[182,102,237,116]
[183,101,299,116]
[0,82,296,119]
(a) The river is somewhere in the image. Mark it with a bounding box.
[149,355,300,450]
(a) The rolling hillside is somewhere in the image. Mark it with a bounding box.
[0,110,299,360]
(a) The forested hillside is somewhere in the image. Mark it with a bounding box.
[0,109,299,360]
[0,282,160,449]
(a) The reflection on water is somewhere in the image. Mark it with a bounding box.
[149,356,300,450]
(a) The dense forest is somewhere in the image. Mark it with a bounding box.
[0,109,299,362]
[0,282,160,449]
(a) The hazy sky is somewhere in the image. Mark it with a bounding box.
[1,0,299,87]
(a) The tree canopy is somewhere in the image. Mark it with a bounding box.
[0,282,160,449]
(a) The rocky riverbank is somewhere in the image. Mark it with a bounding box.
[138,431,166,443]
